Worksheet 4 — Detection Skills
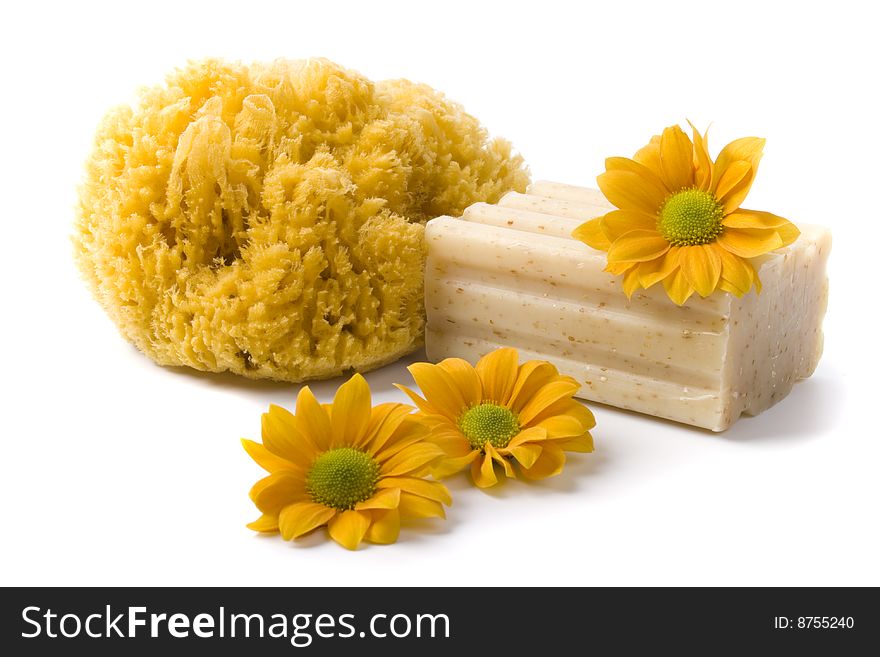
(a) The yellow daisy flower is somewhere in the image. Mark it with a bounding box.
[572,123,800,305]
[242,374,451,550]
[396,348,595,488]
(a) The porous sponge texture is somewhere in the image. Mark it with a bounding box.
[75,59,528,381]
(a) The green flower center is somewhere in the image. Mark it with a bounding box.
[458,403,520,450]
[658,188,724,246]
[306,447,380,511]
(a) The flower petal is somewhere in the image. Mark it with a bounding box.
[520,444,567,480]
[712,137,764,212]
[633,135,662,180]
[377,477,453,506]
[432,451,479,479]
[606,156,670,195]
[536,415,587,439]
[508,360,559,413]
[241,438,299,474]
[295,386,332,452]
[507,443,542,469]
[662,267,694,306]
[436,358,482,407]
[329,373,372,448]
[637,245,681,288]
[507,426,549,449]
[261,405,314,468]
[471,452,498,488]
[406,363,468,420]
[365,508,400,545]
[680,244,721,297]
[486,443,515,478]
[714,160,751,203]
[251,471,308,513]
[475,347,520,405]
[557,400,597,430]
[622,267,641,298]
[246,513,279,533]
[717,227,783,258]
[393,384,437,416]
[722,209,790,229]
[716,244,755,295]
[327,510,370,550]
[518,380,581,426]
[362,403,414,454]
[775,221,801,248]
[398,492,447,519]
[607,229,670,263]
[572,217,611,251]
[278,502,336,540]
[372,417,431,461]
[601,209,658,241]
[659,125,695,191]
[597,169,666,215]
[688,121,713,190]
[355,487,400,511]
[556,432,595,453]
[381,442,446,477]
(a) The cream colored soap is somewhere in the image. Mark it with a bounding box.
[424,181,831,431]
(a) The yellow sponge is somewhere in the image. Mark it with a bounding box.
[74,59,528,381]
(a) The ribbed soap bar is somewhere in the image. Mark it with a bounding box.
[424,181,831,431]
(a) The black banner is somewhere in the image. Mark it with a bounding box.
[1,587,876,654]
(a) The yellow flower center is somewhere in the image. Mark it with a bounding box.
[658,188,724,246]
[306,447,380,511]
[458,403,520,450]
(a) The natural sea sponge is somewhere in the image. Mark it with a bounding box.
[75,59,528,381]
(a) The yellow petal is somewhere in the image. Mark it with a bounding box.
[622,266,641,298]
[597,169,667,215]
[714,160,751,203]
[605,156,670,195]
[432,451,479,479]
[372,416,431,460]
[507,442,542,469]
[605,260,637,276]
[774,221,801,247]
[365,508,400,545]
[278,502,336,540]
[407,362,468,420]
[662,267,694,305]
[722,209,790,229]
[637,245,681,288]
[556,432,595,453]
[355,487,401,511]
[536,415,587,439]
[633,137,663,181]
[295,386,332,452]
[688,121,713,191]
[241,438,299,474]
[381,442,446,477]
[475,347,520,405]
[362,403,414,454]
[327,510,371,550]
[507,426,548,449]
[472,452,498,488]
[659,125,695,191]
[600,209,658,242]
[250,471,307,513]
[717,227,783,258]
[719,278,747,296]
[680,244,722,297]
[436,358,482,407]
[246,513,279,533]
[572,217,612,251]
[557,400,597,430]
[486,443,515,478]
[398,492,447,519]
[261,405,314,468]
[508,360,559,413]
[329,373,372,448]
[377,476,453,506]
[607,229,670,263]
[712,136,764,212]
[393,383,437,416]
[520,444,566,480]
[518,379,581,426]
[428,429,473,460]
[716,245,755,295]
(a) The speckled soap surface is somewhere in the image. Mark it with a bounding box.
[424,181,831,431]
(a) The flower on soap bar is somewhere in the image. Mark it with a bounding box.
[242,374,451,550]
[396,348,595,488]
[572,123,800,305]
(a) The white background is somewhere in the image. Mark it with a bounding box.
[1,0,877,586]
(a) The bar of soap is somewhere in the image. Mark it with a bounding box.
[424,181,831,431]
